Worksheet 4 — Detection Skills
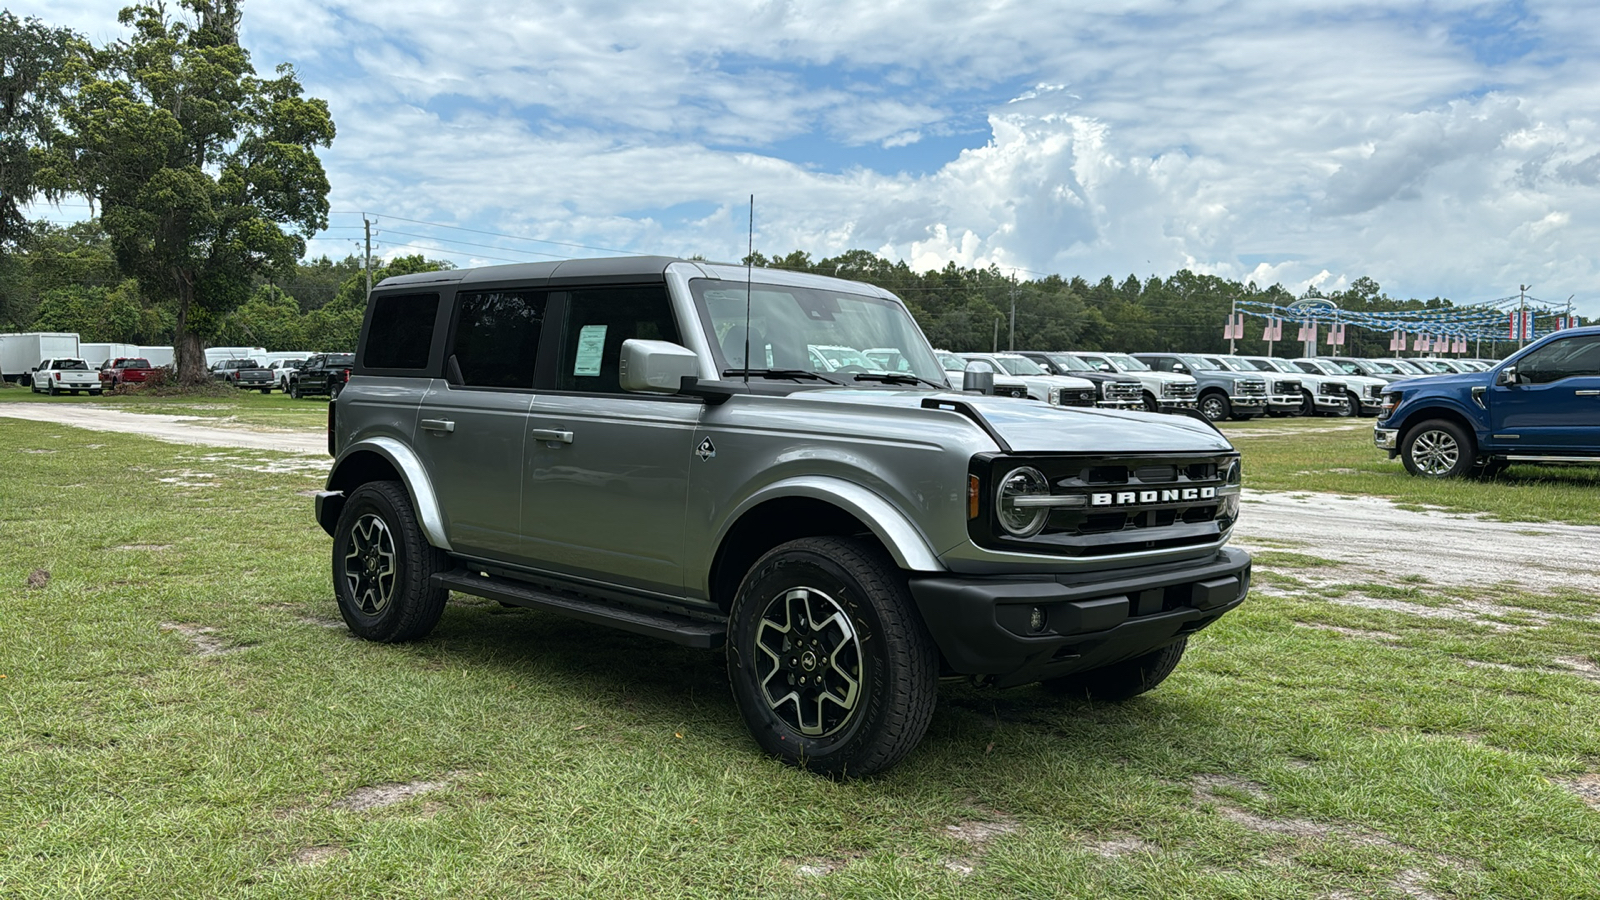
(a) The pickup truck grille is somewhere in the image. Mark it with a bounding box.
[1060,389,1097,407]
[1318,381,1345,397]
[996,384,1028,399]
[1162,383,1198,400]
[1272,379,1301,394]
[1103,381,1143,403]
[1367,384,1382,399]
[1236,380,1267,396]
[975,453,1238,558]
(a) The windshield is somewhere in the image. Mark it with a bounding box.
[1366,360,1402,374]
[994,355,1045,376]
[1227,357,1271,372]
[1176,355,1220,372]
[1044,353,1092,372]
[1382,359,1423,374]
[691,280,944,384]
[1247,358,1290,373]
[1413,360,1450,373]
[328,354,355,365]
[1103,353,1150,372]
[935,353,966,371]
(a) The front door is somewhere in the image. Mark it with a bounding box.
[1490,333,1600,451]
[521,284,700,596]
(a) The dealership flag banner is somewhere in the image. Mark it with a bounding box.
[1298,319,1316,342]
[1554,314,1582,330]
[1223,313,1245,340]
[1509,310,1534,340]
[1413,333,1429,351]
[1389,330,1406,351]
[1262,317,1283,341]
[1326,322,1346,346]
[1453,339,1467,353]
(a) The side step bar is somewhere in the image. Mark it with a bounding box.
[432,570,726,649]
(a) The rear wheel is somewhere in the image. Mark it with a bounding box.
[726,536,938,777]
[333,481,448,642]
[331,381,344,399]
[1043,638,1188,702]
[1400,419,1474,478]
[47,383,57,396]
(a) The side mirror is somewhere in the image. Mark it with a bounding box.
[1495,366,1518,386]
[1097,363,1113,373]
[1172,363,1187,373]
[962,361,997,395]
[619,339,699,393]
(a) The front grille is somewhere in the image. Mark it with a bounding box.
[1318,381,1343,396]
[1367,384,1382,399]
[997,385,1027,399]
[1163,382,1198,399]
[1062,389,1096,407]
[972,453,1237,558]
[1104,381,1143,402]
[1273,379,1301,394]
[1237,380,1267,395]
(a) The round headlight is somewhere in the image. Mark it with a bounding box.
[996,466,1050,537]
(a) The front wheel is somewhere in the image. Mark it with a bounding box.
[726,536,938,777]
[1141,391,1161,413]
[1299,391,1316,417]
[289,382,301,400]
[1042,637,1188,702]
[1198,392,1230,422]
[1401,418,1475,478]
[1340,392,1361,418]
[333,481,449,642]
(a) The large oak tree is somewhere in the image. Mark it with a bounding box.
[51,1,333,382]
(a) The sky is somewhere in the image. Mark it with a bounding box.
[17,0,1600,317]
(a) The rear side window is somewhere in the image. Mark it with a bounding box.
[556,286,680,394]
[364,292,440,369]
[452,289,547,389]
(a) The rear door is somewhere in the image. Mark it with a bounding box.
[520,283,700,595]
[413,288,548,562]
[1490,333,1600,451]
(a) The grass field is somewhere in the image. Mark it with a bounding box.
[0,381,329,430]
[2,412,1598,898]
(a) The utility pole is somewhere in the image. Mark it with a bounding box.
[1519,284,1530,348]
[364,215,374,299]
[993,317,999,353]
[1008,275,1016,352]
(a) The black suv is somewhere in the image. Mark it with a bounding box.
[288,353,355,399]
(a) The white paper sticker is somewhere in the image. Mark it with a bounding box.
[573,325,607,376]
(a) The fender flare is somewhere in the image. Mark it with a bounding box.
[1390,397,1488,445]
[716,475,944,572]
[326,436,452,551]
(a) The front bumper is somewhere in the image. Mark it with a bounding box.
[1374,427,1399,451]
[1159,399,1197,412]
[907,548,1251,688]
[1267,395,1301,411]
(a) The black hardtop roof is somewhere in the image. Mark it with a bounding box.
[375,255,684,290]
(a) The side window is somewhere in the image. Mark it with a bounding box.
[556,285,681,393]
[1517,335,1600,384]
[451,289,547,389]
[363,292,440,370]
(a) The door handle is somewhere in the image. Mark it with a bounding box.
[1576,390,1600,396]
[420,418,455,433]
[530,429,574,444]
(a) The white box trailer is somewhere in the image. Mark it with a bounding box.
[138,346,175,368]
[80,342,141,369]
[204,346,267,367]
[1,332,81,383]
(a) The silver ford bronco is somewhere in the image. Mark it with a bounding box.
[315,256,1251,776]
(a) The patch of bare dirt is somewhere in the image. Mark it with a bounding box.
[160,623,241,657]
[25,569,49,589]
[290,846,349,866]
[332,775,459,812]
[943,816,1020,846]
[1554,773,1600,810]
[1086,836,1158,858]
[789,856,850,878]
[1555,656,1600,683]
[1295,622,1402,643]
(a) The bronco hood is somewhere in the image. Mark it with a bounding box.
[786,389,1235,454]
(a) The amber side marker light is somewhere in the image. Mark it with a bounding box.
[968,475,981,519]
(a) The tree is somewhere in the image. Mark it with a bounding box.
[0,13,81,247]
[51,1,333,382]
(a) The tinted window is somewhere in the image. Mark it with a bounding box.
[1516,334,1600,384]
[452,289,546,389]
[557,286,680,393]
[364,292,440,369]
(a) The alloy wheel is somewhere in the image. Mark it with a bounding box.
[753,587,863,737]
[343,514,398,615]
[1409,429,1460,476]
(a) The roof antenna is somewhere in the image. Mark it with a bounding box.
[744,194,754,385]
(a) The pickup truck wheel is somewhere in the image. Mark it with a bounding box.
[1339,391,1360,418]
[1198,392,1230,422]
[1141,391,1160,413]
[726,536,938,777]
[1401,419,1474,478]
[1298,391,1316,416]
[47,383,57,396]
[1042,637,1187,702]
[289,383,301,399]
[333,481,448,643]
[331,382,344,399]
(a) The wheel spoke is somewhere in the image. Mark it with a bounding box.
[752,584,864,738]
[344,514,396,615]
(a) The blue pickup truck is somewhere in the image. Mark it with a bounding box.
[1375,326,1599,477]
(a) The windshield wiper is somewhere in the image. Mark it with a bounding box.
[721,368,849,385]
[851,372,947,389]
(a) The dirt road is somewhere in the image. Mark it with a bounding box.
[4,401,1592,595]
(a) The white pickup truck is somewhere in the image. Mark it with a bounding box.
[30,358,103,396]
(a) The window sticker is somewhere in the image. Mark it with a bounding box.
[573,324,607,376]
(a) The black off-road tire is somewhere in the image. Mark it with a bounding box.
[1042,637,1188,702]
[332,480,449,643]
[331,381,344,399]
[289,382,301,399]
[1400,418,1475,478]
[47,383,58,396]
[1299,391,1316,417]
[726,536,938,778]
[1198,392,1230,422]
[1142,391,1161,413]
[1341,391,1362,418]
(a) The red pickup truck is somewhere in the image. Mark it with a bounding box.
[100,357,155,389]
